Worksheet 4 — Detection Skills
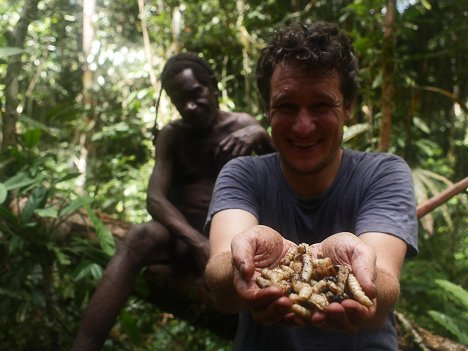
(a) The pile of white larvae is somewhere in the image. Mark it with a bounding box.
[256,243,373,320]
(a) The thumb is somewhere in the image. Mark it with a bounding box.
[231,235,256,281]
[351,243,377,299]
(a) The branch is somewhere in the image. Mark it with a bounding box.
[395,311,430,351]
[416,177,468,218]
[12,0,41,46]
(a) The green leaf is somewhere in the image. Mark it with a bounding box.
[18,115,58,136]
[0,47,25,57]
[428,310,468,345]
[51,247,72,266]
[0,183,7,204]
[35,206,58,218]
[413,116,431,134]
[3,172,39,191]
[59,198,83,217]
[0,206,16,224]
[22,128,43,148]
[434,279,468,309]
[89,263,104,280]
[0,287,24,300]
[74,263,103,281]
[372,73,382,89]
[81,197,115,256]
[9,235,25,254]
[420,0,432,10]
[121,311,142,346]
[343,123,369,142]
[16,303,29,323]
[57,172,82,183]
[21,186,48,223]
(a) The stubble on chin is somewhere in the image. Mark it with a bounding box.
[281,147,343,177]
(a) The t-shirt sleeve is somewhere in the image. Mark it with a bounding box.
[354,155,418,258]
[204,157,260,234]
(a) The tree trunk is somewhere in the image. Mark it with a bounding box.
[378,0,396,152]
[138,0,158,93]
[75,0,97,192]
[2,0,40,153]
[137,0,161,134]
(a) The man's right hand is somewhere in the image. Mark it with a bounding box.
[230,225,297,325]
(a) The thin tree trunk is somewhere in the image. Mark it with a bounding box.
[76,0,97,192]
[2,0,40,153]
[137,0,161,132]
[138,0,158,92]
[378,0,395,152]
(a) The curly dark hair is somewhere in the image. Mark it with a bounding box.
[256,22,359,111]
[160,52,218,91]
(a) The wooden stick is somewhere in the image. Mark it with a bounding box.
[416,176,468,218]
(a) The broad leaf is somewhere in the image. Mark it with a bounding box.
[36,206,58,218]
[3,172,40,191]
[428,310,468,345]
[81,197,115,256]
[0,47,24,57]
[435,279,468,309]
[0,183,7,204]
[21,186,48,223]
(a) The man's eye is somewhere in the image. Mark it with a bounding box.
[271,104,296,119]
[190,86,203,96]
[274,103,295,111]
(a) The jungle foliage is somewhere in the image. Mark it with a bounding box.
[0,0,467,350]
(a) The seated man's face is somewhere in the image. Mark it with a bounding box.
[166,68,218,129]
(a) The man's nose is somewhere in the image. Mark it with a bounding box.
[291,109,316,136]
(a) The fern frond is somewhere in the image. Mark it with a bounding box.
[427,310,468,345]
[434,279,468,309]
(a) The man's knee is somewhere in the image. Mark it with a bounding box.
[123,221,169,264]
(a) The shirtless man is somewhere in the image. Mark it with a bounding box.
[72,52,274,350]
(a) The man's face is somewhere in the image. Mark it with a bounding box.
[166,68,218,130]
[268,64,351,178]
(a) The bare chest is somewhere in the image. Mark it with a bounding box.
[174,132,228,182]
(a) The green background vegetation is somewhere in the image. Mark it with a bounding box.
[0,0,466,350]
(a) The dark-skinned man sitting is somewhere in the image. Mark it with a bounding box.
[72,52,275,350]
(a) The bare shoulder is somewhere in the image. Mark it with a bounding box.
[155,120,186,149]
[220,110,260,127]
[158,119,189,138]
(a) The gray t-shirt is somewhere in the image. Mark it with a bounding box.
[206,149,418,351]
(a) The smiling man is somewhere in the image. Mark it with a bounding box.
[205,22,418,351]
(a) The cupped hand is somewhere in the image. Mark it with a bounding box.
[311,232,377,300]
[310,299,376,332]
[230,225,296,325]
[308,232,378,332]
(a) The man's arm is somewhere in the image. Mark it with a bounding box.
[146,126,206,247]
[205,209,258,313]
[359,232,406,327]
[206,209,296,323]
